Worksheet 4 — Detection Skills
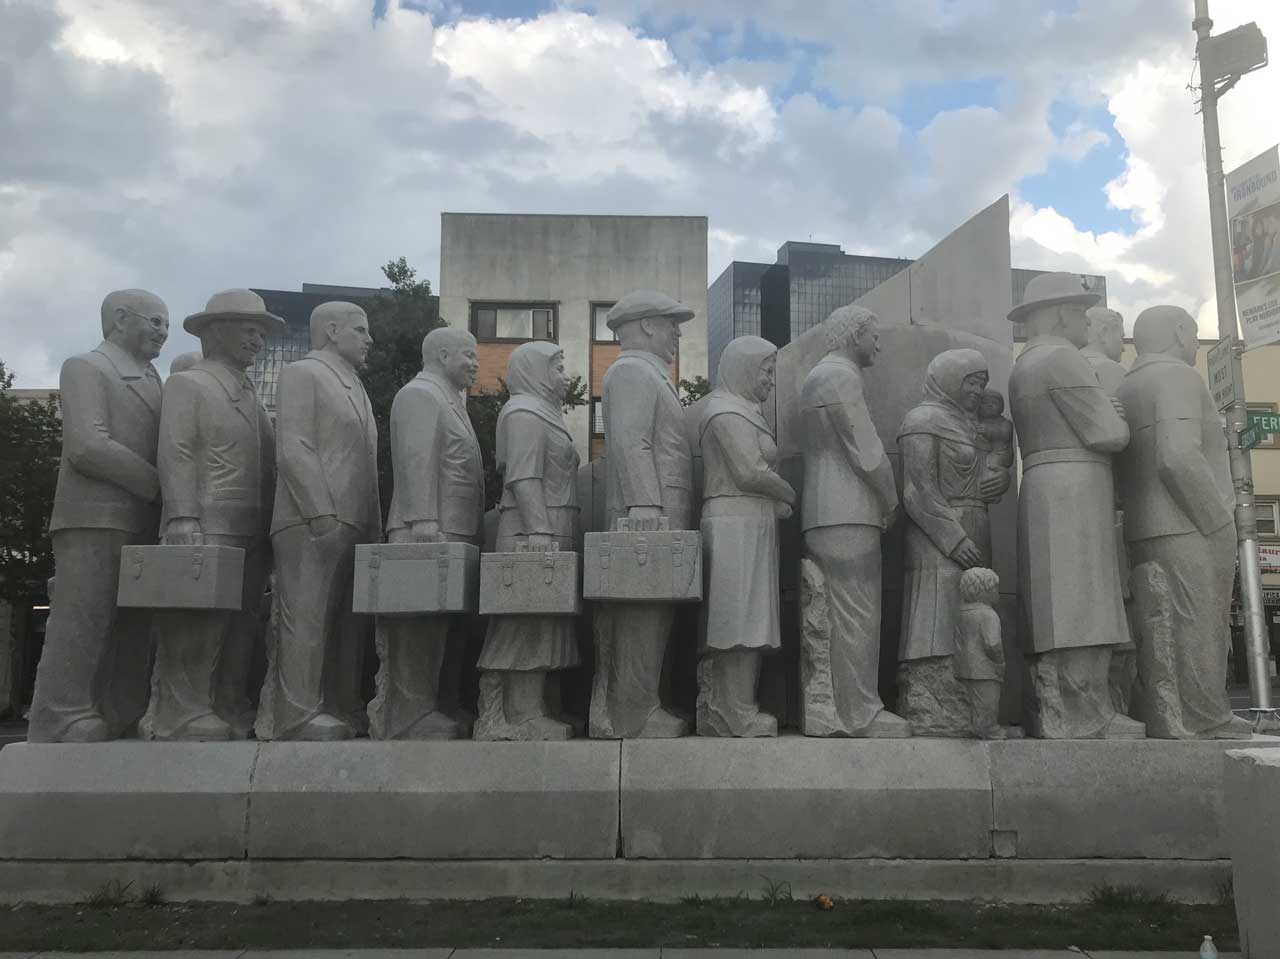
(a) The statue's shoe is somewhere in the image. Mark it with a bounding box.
[294,712,356,742]
[636,707,689,739]
[173,713,234,741]
[1207,715,1255,740]
[402,710,471,740]
[977,724,1025,741]
[509,716,575,741]
[856,710,912,739]
[60,715,111,743]
[1103,714,1147,739]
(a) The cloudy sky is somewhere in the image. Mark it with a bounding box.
[1,0,1277,384]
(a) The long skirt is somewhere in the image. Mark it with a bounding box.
[899,502,991,663]
[699,496,781,653]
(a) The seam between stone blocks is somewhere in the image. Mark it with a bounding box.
[243,742,261,860]
[615,739,624,859]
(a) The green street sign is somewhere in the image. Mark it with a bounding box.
[1247,410,1280,435]
[1241,425,1264,450]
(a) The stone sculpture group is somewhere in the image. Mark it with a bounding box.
[25,274,1250,744]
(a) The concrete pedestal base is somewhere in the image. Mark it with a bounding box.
[1225,747,1280,958]
[0,735,1274,904]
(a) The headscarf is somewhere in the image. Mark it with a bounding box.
[897,348,988,445]
[698,336,776,441]
[496,342,571,470]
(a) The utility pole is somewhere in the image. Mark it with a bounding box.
[1192,0,1273,721]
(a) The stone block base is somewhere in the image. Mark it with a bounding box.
[1226,747,1280,958]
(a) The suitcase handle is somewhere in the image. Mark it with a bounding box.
[132,551,144,580]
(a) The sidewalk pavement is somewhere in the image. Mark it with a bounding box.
[0,949,1240,957]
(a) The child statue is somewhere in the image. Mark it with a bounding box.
[953,567,1014,740]
[977,389,1014,477]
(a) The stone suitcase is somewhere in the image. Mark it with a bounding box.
[352,542,479,616]
[583,518,702,603]
[479,546,582,616]
[116,544,245,610]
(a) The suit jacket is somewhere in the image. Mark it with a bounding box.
[602,350,693,527]
[1080,346,1127,396]
[49,340,162,535]
[158,360,275,539]
[1009,337,1129,459]
[800,354,897,532]
[1115,354,1234,542]
[270,350,380,537]
[385,371,484,539]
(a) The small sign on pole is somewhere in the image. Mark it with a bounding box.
[1247,410,1280,435]
[1208,336,1237,412]
[1240,424,1264,450]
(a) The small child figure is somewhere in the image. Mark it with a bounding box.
[977,389,1014,472]
[953,567,1013,739]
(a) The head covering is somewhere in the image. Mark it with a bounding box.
[1008,272,1101,324]
[898,349,988,445]
[496,342,571,471]
[698,336,776,441]
[606,290,695,332]
[184,289,286,338]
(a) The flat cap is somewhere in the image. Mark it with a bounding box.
[606,290,695,332]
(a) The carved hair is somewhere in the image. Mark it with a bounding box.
[100,289,165,338]
[309,301,366,350]
[821,304,877,353]
[958,566,999,602]
[421,326,477,368]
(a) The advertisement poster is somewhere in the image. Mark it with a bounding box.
[1227,145,1280,350]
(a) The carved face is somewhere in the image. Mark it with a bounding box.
[753,353,776,403]
[116,301,170,361]
[959,371,989,413]
[206,318,267,370]
[441,340,480,390]
[547,351,569,401]
[979,391,1004,419]
[1060,304,1090,349]
[641,316,682,364]
[329,310,372,369]
[851,319,880,368]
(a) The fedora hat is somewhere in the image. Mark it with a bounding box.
[1007,272,1101,324]
[184,289,287,337]
[606,290,695,332]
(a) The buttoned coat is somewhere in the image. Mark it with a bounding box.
[1115,354,1234,543]
[1080,346,1127,396]
[49,340,163,535]
[602,350,693,527]
[385,371,484,539]
[800,354,897,532]
[158,360,275,538]
[1010,335,1130,654]
[270,350,380,537]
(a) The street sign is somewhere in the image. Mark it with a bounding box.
[1208,336,1237,411]
[1247,410,1280,434]
[1241,425,1263,450]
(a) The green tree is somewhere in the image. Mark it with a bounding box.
[677,374,711,408]
[0,360,61,605]
[360,257,443,523]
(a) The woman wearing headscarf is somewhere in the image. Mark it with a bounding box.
[695,336,796,737]
[896,349,1012,736]
[474,342,581,740]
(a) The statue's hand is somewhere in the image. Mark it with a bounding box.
[406,519,442,543]
[525,532,555,551]
[950,537,982,569]
[881,505,900,530]
[773,501,793,520]
[628,506,663,523]
[979,472,1010,500]
[1109,395,1127,421]
[163,518,203,546]
[308,514,339,538]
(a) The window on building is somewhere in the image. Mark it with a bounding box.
[591,397,605,436]
[592,302,617,342]
[1248,402,1280,450]
[1257,499,1280,539]
[470,303,556,342]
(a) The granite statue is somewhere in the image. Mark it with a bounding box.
[1008,272,1145,739]
[142,290,282,741]
[589,289,695,739]
[371,326,483,740]
[954,567,1013,738]
[694,336,794,737]
[169,351,202,375]
[475,342,581,741]
[256,301,380,741]
[799,305,909,738]
[1115,305,1252,740]
[977,390,1014,477]
[896,349,1011,737]
[27,290,170,742]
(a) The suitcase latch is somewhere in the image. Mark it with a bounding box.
[191,549,204,581]
[503,558,514,588]
[635,535,648,566]
[544,556,555,585]
[673,536,683,568]
[132,552,144,580]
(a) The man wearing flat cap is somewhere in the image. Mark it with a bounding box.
[590,290,695,739]
[1008,272,1145,739]
[1115,305,1251,740]
[27,289,169,742]
[141,289,282,740]
[257,300,380,741]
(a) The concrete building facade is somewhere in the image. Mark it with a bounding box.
[439,213,708,458]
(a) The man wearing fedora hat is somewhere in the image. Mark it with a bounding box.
[1008,272,1146,739]
[141,289,283,740]
[27,289,169,742]
[589,289,695,739]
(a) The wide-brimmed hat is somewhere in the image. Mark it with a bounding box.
[1007,272,1101,324]
[184,289,287,337]
[606,290,695,332]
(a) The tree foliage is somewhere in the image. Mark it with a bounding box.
[0,360,61,604]
[677,375,711,408]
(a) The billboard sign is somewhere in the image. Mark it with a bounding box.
[1227,145,1280,350]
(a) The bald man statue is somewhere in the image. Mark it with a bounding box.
[27,289,170,742]
[369,327,483,740]
[1115,306,1252,739]
[256,301,380,741]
